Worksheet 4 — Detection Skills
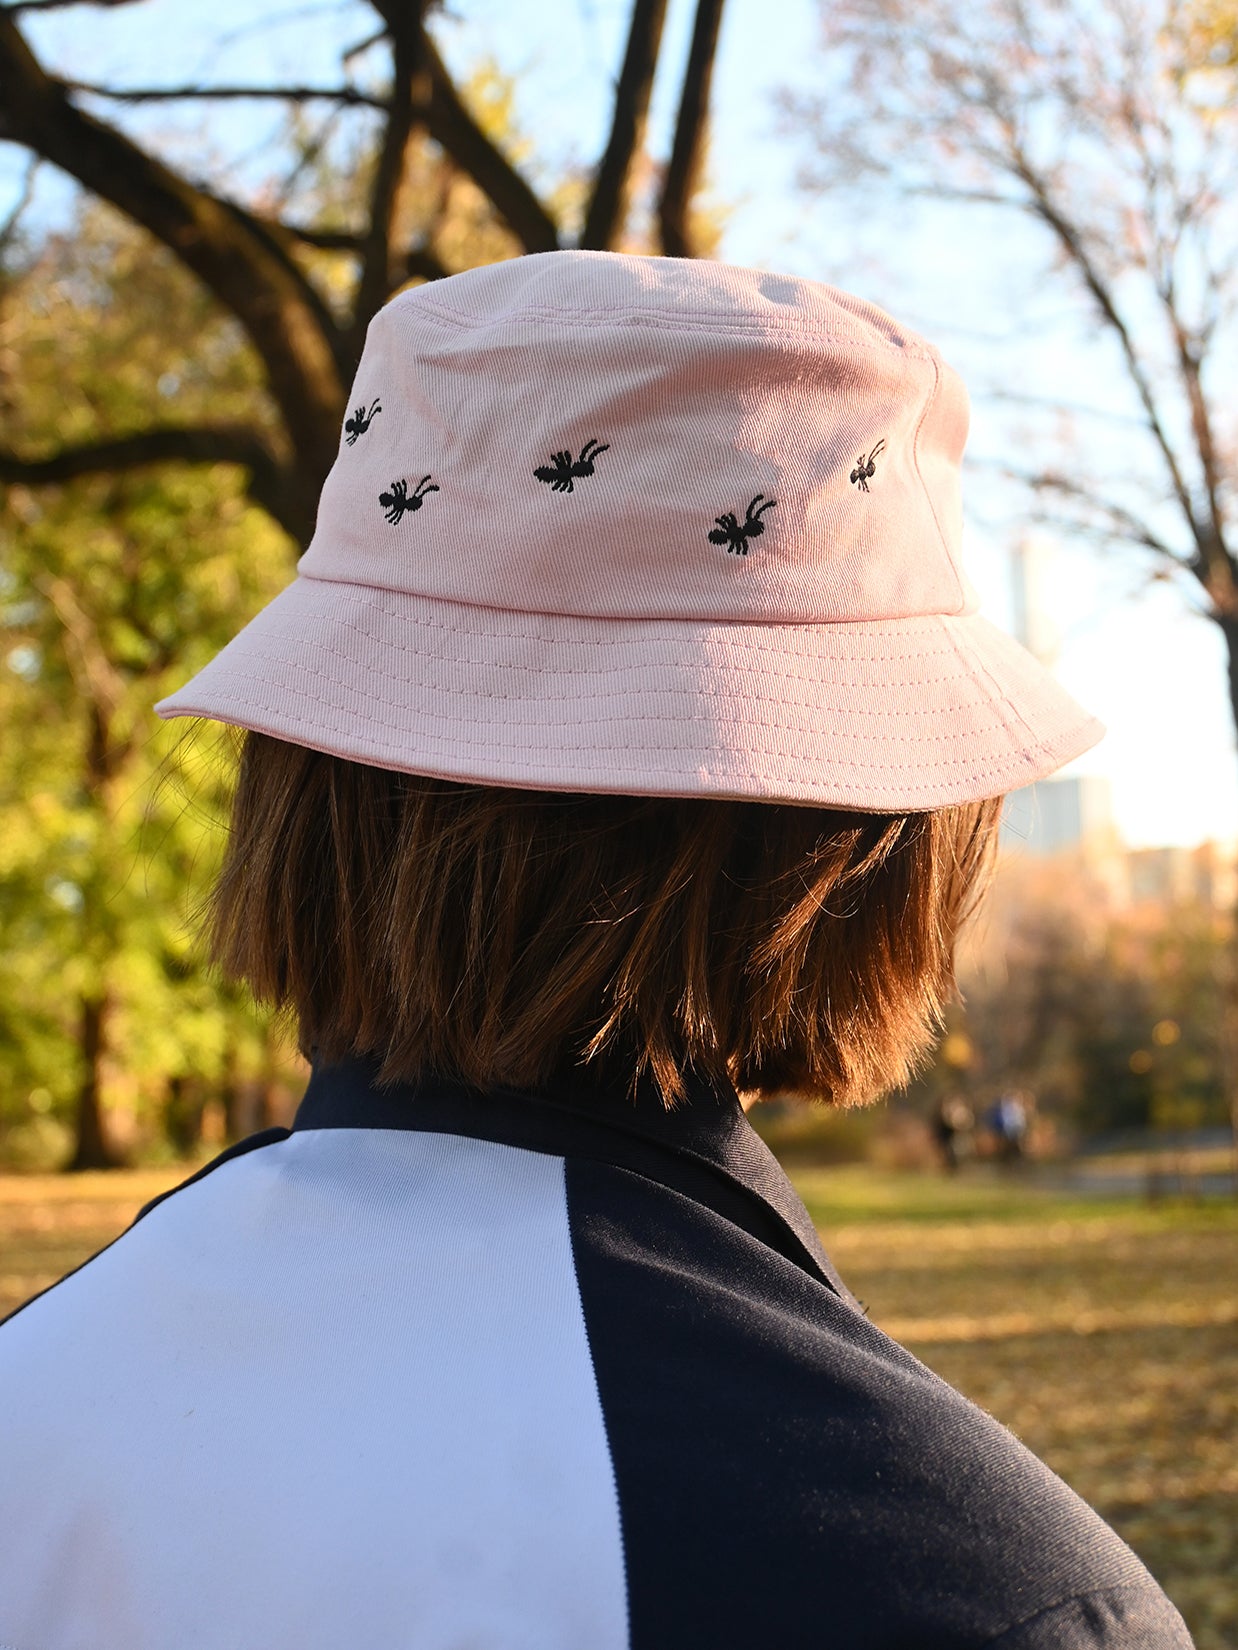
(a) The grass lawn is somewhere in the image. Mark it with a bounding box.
[1,1162,1235,1648]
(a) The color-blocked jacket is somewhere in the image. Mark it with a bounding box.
[0,1059,1193,1649]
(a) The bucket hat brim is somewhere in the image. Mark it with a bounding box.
[156,573,1101,811]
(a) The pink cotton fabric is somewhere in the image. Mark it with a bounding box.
[156,251,1102,808]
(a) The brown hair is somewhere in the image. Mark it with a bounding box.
[207,731,1003,1108]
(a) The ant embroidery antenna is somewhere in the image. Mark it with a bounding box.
[345,399,382,446]
[850,438,885,493]
[534,438,609,494]
[379,475,438,525]
[708,494,777,556]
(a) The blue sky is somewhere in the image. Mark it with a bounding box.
[3,0,1233,848]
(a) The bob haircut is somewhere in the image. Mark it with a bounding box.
[207,731,1004,1109]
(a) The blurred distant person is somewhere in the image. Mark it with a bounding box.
[988,1089,1031,1164]
[0,256,1192,1648]
[933,1092,975,1171]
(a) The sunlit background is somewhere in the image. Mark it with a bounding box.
[7,0,1234,849]
[2,5,1236,1640]
[3,0,1236,1165]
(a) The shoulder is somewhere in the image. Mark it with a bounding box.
[0,1127,292,1351]
[565,1158,1193,1649]
[984,1587,1193,1648]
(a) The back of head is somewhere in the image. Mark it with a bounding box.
[158,251,1100,1108]
[209,734,1002,1107]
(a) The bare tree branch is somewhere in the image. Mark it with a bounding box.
[61,80,386,109]
[1008,141,1202,548]
[3,0,144,12]
[1164,302,1228,582]
[0,425,310,541]
[0,425,282,488]
[344,27,387,66]
[658,0,724,257]
[900,184,1029,210]
[200,188,345,361]
[1006,466,1184,563]
[270,106,347,214]
[270,222,364,253]
[417,27,558,253]
[795,0,1238,760]
[983,387,1150,431]
[0,14,346,497]
[0,154,38,260]
[352,8,426,346]
[394,245,448,288]
[581,0,669,249]
[40,573,127,728]
[1,2,717,558]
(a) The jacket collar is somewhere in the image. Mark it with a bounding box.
[294,1055,859,1309]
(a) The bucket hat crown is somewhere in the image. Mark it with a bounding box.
[157,250,1101,808]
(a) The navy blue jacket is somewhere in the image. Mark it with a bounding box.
[0,1058,1193,1649]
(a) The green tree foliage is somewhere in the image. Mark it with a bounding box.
[0,60,628,1169]
[0,0,734,1166]
[0,211,293,1167]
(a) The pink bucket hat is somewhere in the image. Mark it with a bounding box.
[157,251,1102,810]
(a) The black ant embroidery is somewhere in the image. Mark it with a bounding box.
[345,399,382,446]
[850,439,885,493]
[379,475,438,524]
[708,494,777,556]
[534,438,609,493]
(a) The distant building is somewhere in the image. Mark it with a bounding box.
[1125,841,1237,910]
[1000,775,1118,857]
[1010,534,1061,668]
[995,534,1236,908]
[998,786,1235,911]
[1000,537,1117,857]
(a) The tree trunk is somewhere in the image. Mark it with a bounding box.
[1214,615,1238,1195]
[65,992,123,1171]
[164,1074,205,1157]
[220,1036,242,1142]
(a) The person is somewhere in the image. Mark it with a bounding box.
[0,253,1193,1649]
[934,1091,975,1171]
[988,1088,1031,1164]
